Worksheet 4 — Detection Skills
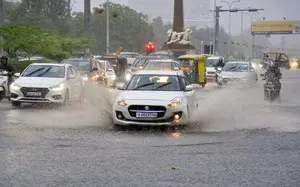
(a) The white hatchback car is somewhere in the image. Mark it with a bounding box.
[113,70,198,127]
[10,63,84,107]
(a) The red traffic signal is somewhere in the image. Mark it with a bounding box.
[145,43,155,50]
[96,8,104,14]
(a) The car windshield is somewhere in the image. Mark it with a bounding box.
[206,59,219,67]
[223,63,248,72]
[22,65,65,78]
[144,62,174,70]
[64,60,90,72]
[178,59,194,68]
[127,75,181,91]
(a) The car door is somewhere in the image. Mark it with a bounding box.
[70,66,82,99]
[66,67,77,100]
[181,77,196,110]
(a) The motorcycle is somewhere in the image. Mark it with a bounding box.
[0,70,10,101]
[262,67,282,102]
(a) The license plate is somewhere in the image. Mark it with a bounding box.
[136,112,157,118]
[26,92,42,97]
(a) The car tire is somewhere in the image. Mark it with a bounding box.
[12,101,21,108]
[62,90,69,106]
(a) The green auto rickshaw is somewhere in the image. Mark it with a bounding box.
[177,54,207,87]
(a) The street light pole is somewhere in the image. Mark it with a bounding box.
[220,0,240,55]
[243,12,259,59]
[240,11,244,60]
[106,0,110,54]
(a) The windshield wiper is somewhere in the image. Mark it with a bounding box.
[36,67,52,77]
[133,83,155,90]
[23,68,45,77]
[225,66,238,71]
[153,82,173,90]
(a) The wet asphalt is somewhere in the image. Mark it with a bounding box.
[0,69,300,187]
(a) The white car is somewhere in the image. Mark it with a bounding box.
[206,56,225,80]
[217,61,258,86]
[113,70,197,127]
[117,52,142,66]
[10,63,84,107]
[143,59,184,75]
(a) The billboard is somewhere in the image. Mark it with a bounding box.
[251,20,300,35]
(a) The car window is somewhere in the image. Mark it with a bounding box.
[67,67,73,76]
[127,75,181,91]
[22,65,66,78]
[223,63,249,72]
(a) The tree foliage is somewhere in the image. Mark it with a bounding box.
[0,25,88,60]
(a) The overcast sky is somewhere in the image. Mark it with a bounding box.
[73,0,300,36]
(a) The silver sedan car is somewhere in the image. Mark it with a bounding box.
[216,61,258,86]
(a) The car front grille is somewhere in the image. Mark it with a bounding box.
[128,105,166,118]
[20,87,50,98]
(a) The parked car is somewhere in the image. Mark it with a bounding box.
[10,63,84,107]
[113,70,198,128]
[216,61,258,87]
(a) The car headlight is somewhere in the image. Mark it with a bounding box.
[10,82,21,90]
[168,97,182,107]
[117,97,127,107]
[111,75,116,80]
[82,76,88,81]
[50,83,64,91]
[125,73,132,81]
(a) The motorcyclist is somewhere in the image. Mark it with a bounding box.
[263,58,282,91]
[0,56,14,86]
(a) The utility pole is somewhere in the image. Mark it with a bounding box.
[84,0,91,31]
[106,0,110,54]
[214,6,220,56]
[0,0,4,56]
[211,7,264,57]
[0,0,4,25]
[220,0,241,54]
[212,0,216,55]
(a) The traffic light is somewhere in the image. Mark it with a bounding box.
[145,42,156,55]
[96,8,104,14]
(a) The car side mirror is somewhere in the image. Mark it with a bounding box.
[116,82,125,90]
[14,72,20,77]
[185,85,194,91]
[68,74,76,79]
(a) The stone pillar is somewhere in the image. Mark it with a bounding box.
[173,0,184,32]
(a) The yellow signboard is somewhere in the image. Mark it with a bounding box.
[251,20,300,35]
[115,47,124,55]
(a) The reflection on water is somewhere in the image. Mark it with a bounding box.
[171,132,182,137]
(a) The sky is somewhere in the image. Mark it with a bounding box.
[73,0,300,40]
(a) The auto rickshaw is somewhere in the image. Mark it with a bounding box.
[177,54,207,87]
[98,55,128,81]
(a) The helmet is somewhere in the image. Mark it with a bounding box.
[0,56,8,60]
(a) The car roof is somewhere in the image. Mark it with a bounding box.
[226,61,249,64]
[148,59,178,63]
[31,63,66,66]
[135,70,180,76]
[207,56,222,59]
[120,52,140,55]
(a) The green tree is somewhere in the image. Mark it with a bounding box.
[90,3,153,53]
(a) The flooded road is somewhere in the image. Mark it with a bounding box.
[1,69,300,186]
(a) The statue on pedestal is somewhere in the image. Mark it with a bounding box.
[166,28,193,46]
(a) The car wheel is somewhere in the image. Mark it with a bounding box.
[62,90,69,106]
[12,101,21,108]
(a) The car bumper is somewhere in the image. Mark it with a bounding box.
[206,73,216,79]
[113,101,189,126]
[10,88,66,103]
